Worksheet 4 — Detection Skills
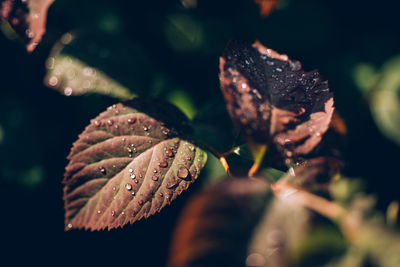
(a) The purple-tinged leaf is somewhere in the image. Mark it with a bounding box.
[63,98,207,231]
[0,0,54,52]
[168,177,270,267]
[219,40,334,162]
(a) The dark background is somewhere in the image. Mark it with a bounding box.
[1,0,399,265]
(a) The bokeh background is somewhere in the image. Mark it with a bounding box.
[1,0,399,265]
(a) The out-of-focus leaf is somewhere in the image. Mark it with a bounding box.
[219,40,334,163]
[248,157,344,267]
[254,0,279,17]
[44,31,153,100]
[247,197,312,267]
[63,98,207,231]
[280,157,341,194]
[259,167,284,182]
[0,0,54,52]
[164,13,204,52]
[168,177,270,267]
[367,55,400,146]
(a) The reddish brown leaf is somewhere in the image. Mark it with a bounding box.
[63,98,207,231]
[0,0,54,52]
[219,40,334,161]
[255,0,279,17]
[168,177,270,267]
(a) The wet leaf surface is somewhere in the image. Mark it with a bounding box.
[219,40,334,162]
[63,98,207,231]
[168,177,270,267]
[44,31,153,99]
[0,0,54,52]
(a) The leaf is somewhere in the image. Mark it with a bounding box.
[219,40,334,162]
[248,158,343,267]
[63,98,207,231]
[168,158,344,266]
[254,0,279,17]
[0,0,54,52]
[44,31,153,100]
[280,157,341,195]
[168,177,271,267]
[367,55,400,146]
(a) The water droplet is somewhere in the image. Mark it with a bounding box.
[153,169,158,173]
[93,120,101,127]
[159,192,164,197]
[83,67,95,76]
[25,29,34,38]
[64,87,73,96]
[127,118,136,124]
[158,161,168,168]
[111,210,116,217]
[143,126,148,131]
[125,183,132,191]
[121,211,125,215]
[162,129,170,135]
[129,168,133,173]
[107,119,114,126]
[61,33,73,45]
[99,166,106,174]
[48,76,58,86]
[112,186,116,191]
[131,191,135,196]
[97,210,101,214]
[276,67,283,72]
[177,166,189,179]
[152,176,158,181]
[289,167,295,176]
[67,223,72,229]
[130,174,136,179]
[166,149,174,157]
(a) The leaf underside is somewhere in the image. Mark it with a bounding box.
[63,98,207,231]
[219,40,334,161]
[0,0,54,52]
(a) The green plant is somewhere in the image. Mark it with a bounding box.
[1,1,399,266]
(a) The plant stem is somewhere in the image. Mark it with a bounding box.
[271,181,347,221]
[203,143,232,176]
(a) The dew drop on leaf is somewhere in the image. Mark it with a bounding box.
[177,166,189,179]
[125,183,132,191]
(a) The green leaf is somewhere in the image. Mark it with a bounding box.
[367,55,400,146]
[44,31,154,100]
[63,98,207,231]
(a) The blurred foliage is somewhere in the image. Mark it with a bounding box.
[354,56,400,147]
[1,0,400,266]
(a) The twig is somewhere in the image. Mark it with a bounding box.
[271,181,347,221]
[203,143,233,176]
